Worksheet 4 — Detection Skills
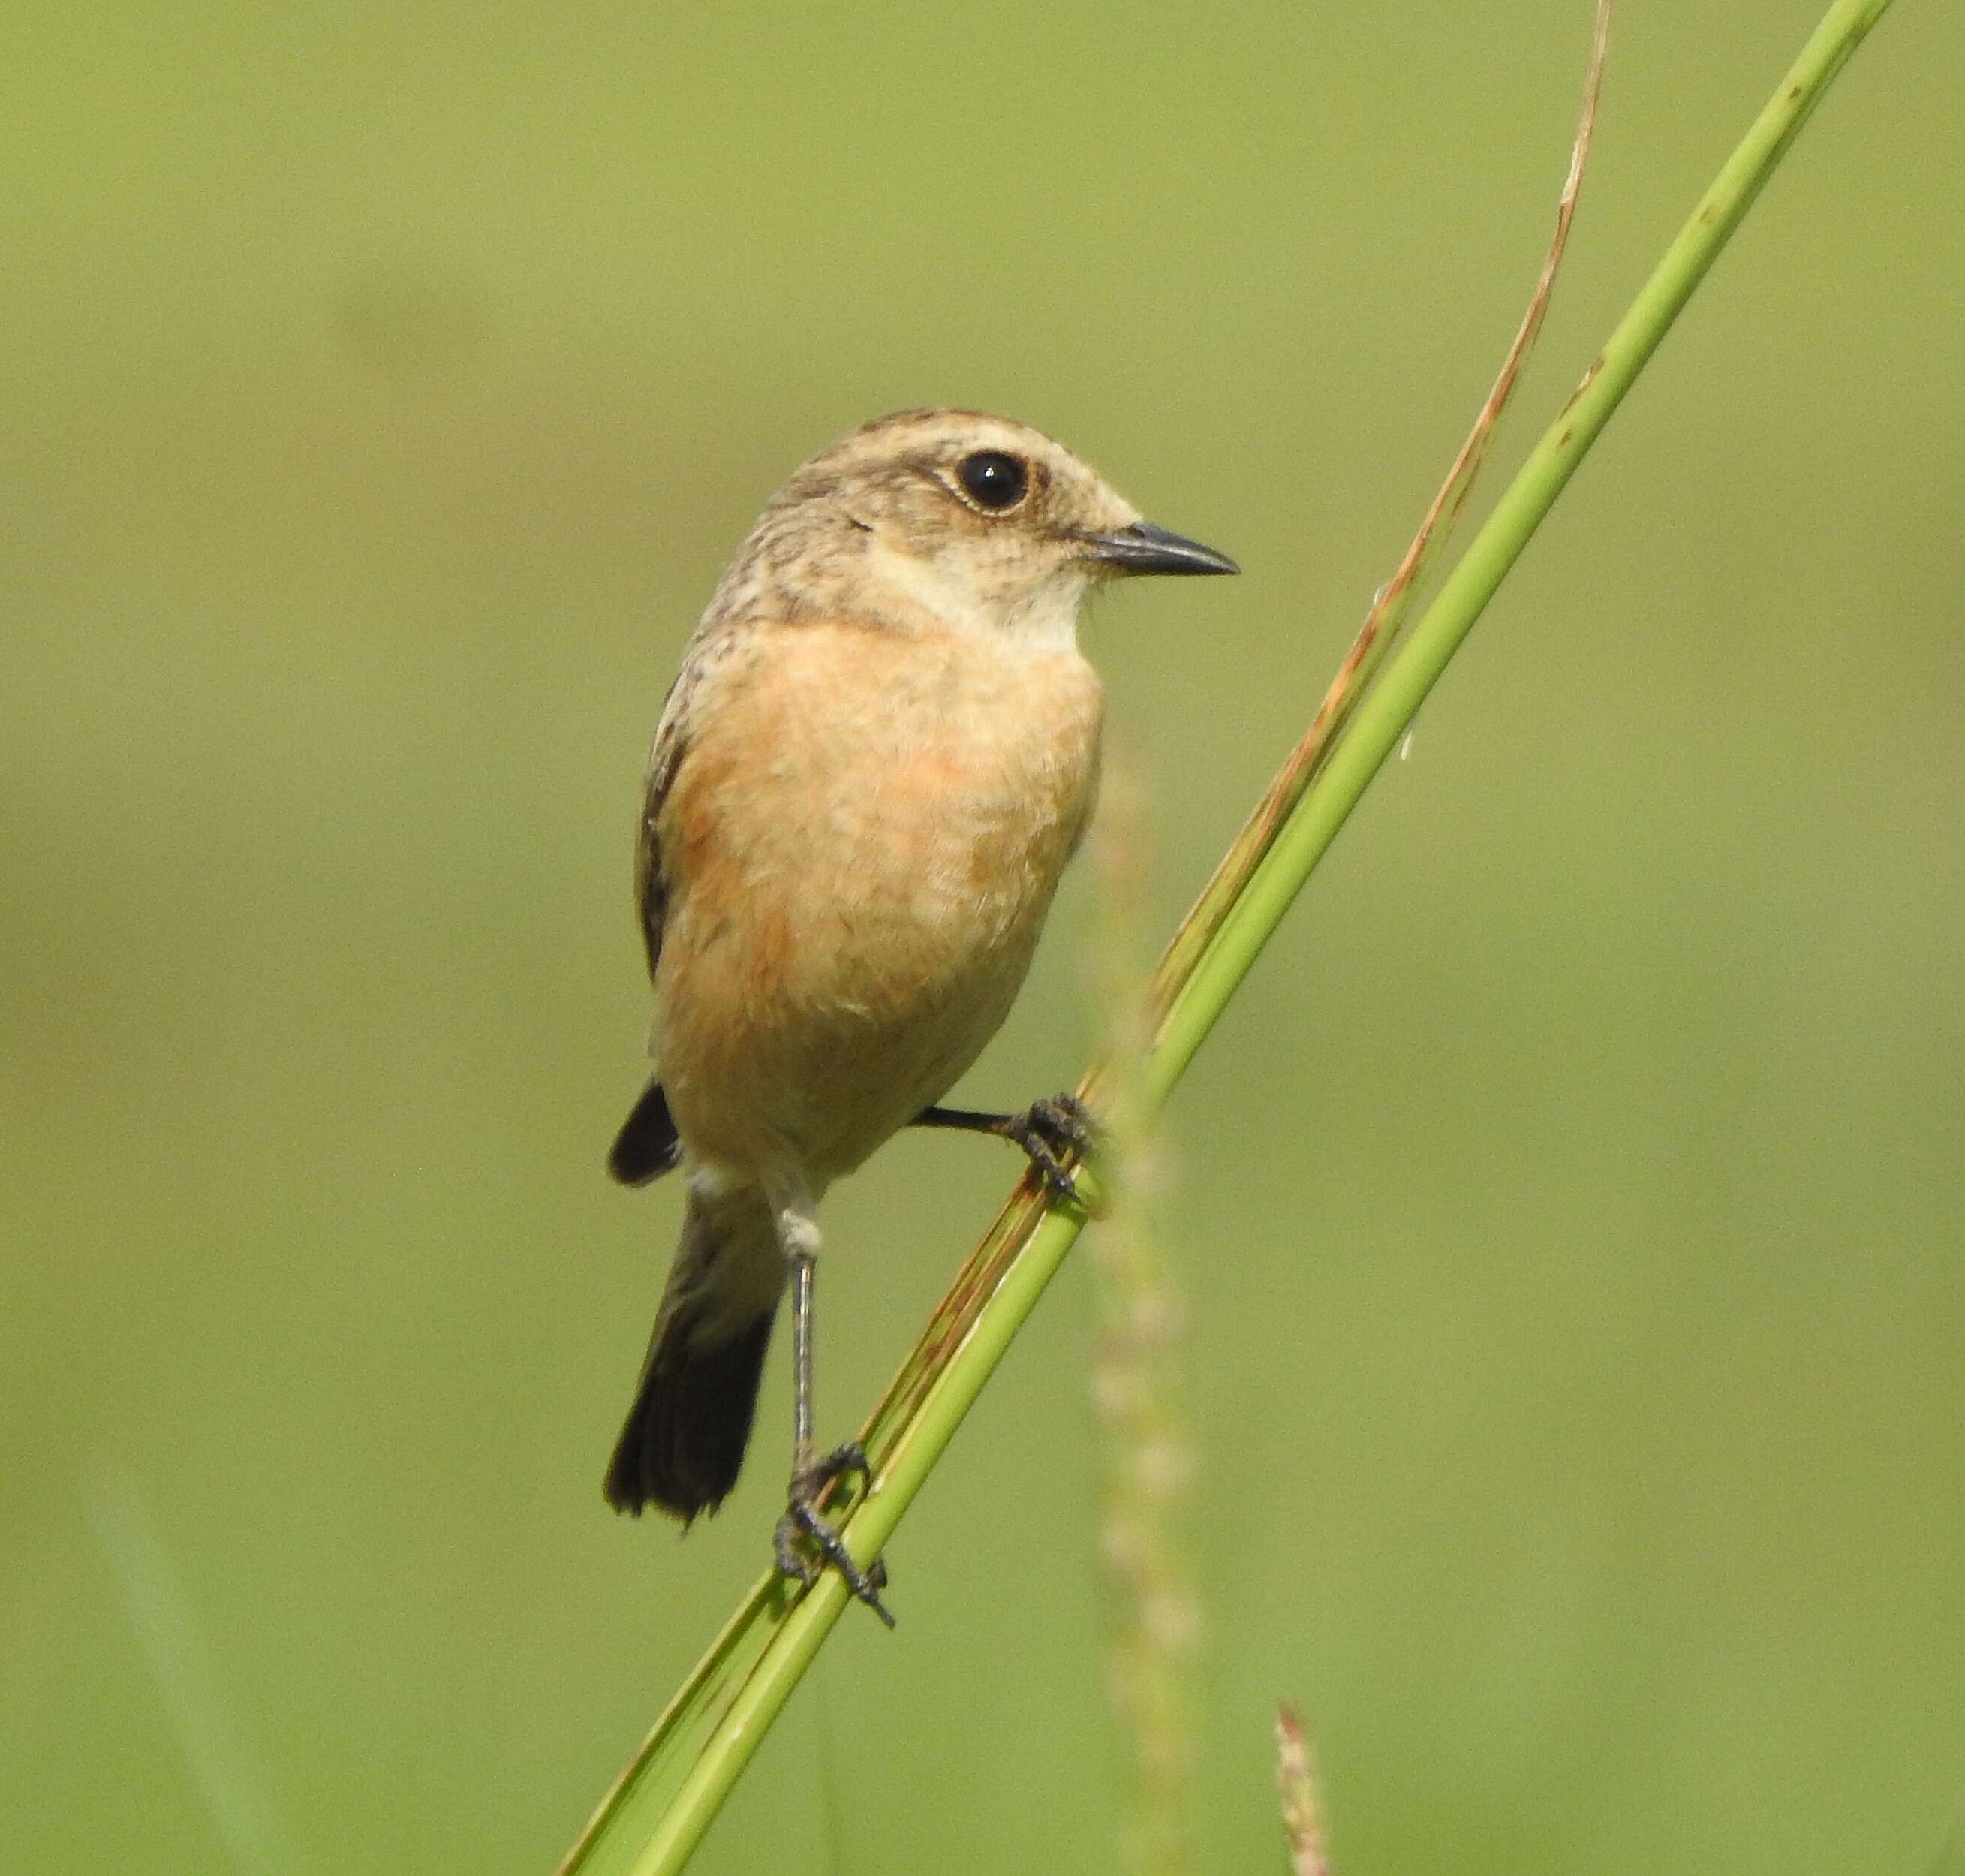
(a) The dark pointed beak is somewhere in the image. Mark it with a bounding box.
[1081,521,1240,577]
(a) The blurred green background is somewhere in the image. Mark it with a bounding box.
[4,2,1960,1871]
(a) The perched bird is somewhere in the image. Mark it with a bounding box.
[603,408,1236,1619]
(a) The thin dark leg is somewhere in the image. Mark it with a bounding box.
[773,1245,893,1627]
[913,1093,1100,1200]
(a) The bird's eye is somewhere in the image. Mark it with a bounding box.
[956,450,1029,512]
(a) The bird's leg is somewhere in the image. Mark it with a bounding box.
[912,1093,1100,1202]
[769,1194,893,1627]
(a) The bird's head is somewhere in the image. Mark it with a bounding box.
[709,408,1237,649]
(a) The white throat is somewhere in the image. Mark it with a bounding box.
[865,539,1088,653]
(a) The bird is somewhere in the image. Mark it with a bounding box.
[602,408,1236,1621]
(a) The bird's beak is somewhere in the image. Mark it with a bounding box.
[1080,521,1240,577]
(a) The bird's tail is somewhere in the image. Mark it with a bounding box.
[604,1179,785,1521]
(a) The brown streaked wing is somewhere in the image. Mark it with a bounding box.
[633,624,754,983]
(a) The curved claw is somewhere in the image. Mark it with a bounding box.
[1007,1094,1102,1204]
[775,1501,895,1628]
[1013,1131,1077,1202]
[795,1440,873,1502]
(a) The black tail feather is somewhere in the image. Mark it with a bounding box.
[609,1080,683,1186]
[604,1307,775,1520]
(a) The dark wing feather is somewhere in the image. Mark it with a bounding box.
[609,1079,682,1185]
[609,636,742,1187]
[633,672,689,984]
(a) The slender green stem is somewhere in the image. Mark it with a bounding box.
[559,4,1897,1870]
[1148,0,1896,1105]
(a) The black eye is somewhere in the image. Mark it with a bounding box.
[956,450,1028,511]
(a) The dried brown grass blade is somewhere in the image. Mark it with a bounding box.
[1144,0,1612,1036]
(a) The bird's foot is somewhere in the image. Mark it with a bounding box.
[911,1093,1103,1205]
[1000,1092,1101,1204]
[774,1442,893,1627]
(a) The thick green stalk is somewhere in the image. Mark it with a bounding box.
[560,4,1897,1870]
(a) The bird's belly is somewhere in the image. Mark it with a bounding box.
[654,627,1102,1182]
